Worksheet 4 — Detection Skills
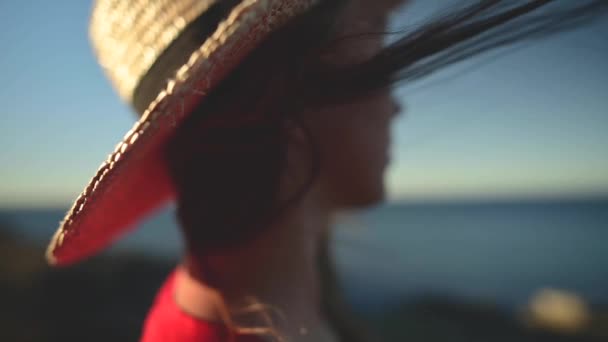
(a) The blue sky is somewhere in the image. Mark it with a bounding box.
[1,1,607,208]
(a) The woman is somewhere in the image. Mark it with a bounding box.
[46,0,606,341]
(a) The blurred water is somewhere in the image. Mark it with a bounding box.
[1,198,607,311]
[334,199,608,311]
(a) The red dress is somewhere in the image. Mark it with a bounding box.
[141,270,263,342]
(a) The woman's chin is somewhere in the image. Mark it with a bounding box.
[339,183,386,210]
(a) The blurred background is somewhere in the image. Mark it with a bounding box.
[1,1,607,341]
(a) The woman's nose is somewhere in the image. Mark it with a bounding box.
[390,97,403,118]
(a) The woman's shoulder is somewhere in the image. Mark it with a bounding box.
[140,269,262,342]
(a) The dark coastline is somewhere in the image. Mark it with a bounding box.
[1,217,607,341]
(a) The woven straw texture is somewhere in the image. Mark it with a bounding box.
[90,0,219,102]
[47,0,317,265]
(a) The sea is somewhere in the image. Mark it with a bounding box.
[1,198,607,312]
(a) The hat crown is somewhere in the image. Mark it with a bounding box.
[89,0,219,103]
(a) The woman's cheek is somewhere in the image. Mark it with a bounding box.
[308,101,392,207]
[321,124,388,207]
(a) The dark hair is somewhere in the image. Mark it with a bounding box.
[164,1,607,340]
[165,1,347,256]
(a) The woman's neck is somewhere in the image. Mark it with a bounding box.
[177,191,338,341]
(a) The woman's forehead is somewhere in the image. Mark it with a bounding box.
[320,1,407,66]
[350,0,408,16]
[337,0,407,32]
[364,0,408,11]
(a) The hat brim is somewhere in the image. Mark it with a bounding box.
[46,0,317,266]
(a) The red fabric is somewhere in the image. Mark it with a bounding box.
[141,270,263,342]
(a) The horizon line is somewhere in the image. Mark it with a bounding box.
[1,192,607,211]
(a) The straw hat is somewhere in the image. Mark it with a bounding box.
[46,0,318,266]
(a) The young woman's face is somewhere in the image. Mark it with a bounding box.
[304,1,403,209]
[308,88,400,209]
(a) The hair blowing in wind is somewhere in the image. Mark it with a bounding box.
[302,0,608,104]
